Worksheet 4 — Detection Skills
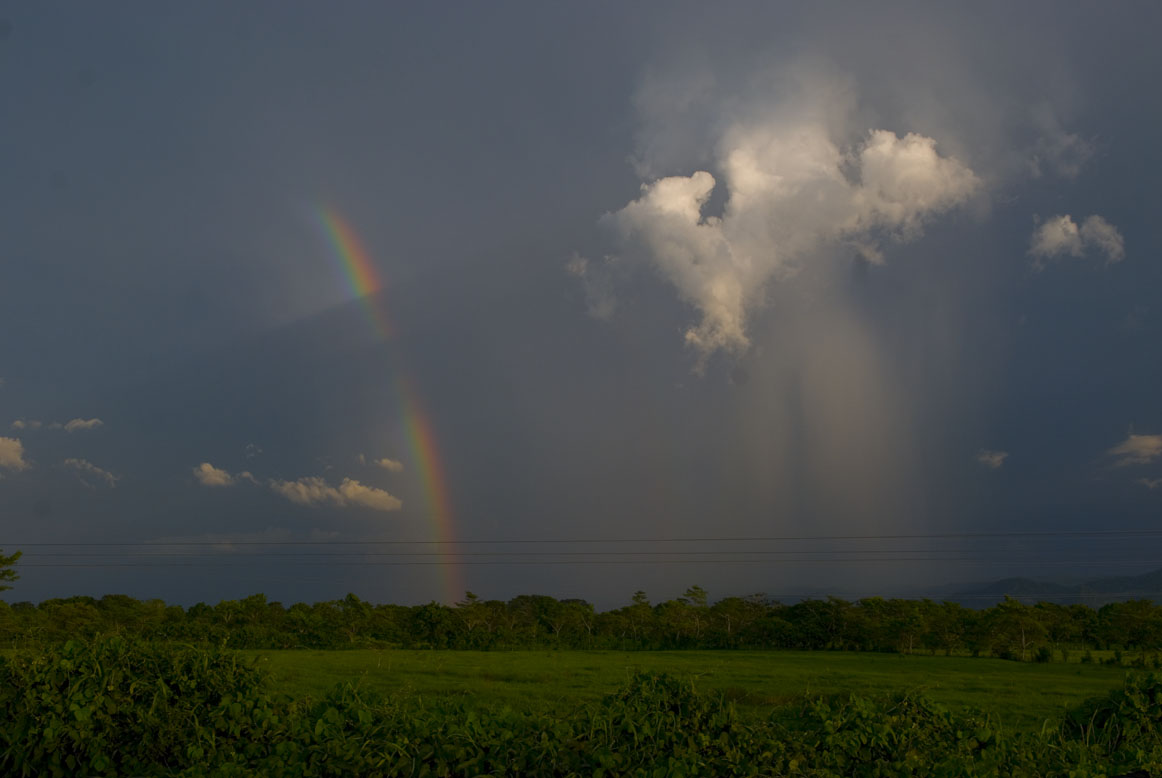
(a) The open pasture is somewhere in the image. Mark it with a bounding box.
[250,649,1132,731]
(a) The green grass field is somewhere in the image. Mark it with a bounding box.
[247,649,1134,731]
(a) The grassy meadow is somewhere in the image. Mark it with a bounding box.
[248,649,1133,731]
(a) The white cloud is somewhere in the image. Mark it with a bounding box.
[193,462,238,487]
[11,419,41,430]
[63,417,104,432]
[599,106,978,363]
[1079,215,1125,264]
[357,454,404,473]
[63,457,117,487]
[1106,433,1162,467]
[1139,478,1162,491]
[1030,214,1124,268]
[0,437,29,471]
[977,449,1009,469]
[372,457,404,473]
[1030,215,1082,259]
[269,476,402,512]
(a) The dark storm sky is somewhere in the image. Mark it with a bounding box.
[1,2,1160,607]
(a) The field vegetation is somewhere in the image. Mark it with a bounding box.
[249,649,1132,731]
[8,554,1162,776]
[5,637,1162,776]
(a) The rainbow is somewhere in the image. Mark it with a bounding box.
[313,206,464,602]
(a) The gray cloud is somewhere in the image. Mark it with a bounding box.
[12,417,104,432]
[145,526,340,552]
[1030,214,1125,268]
[1028,104,1094,180]
[977,449,1009,469]
[63,457,118,488]
[565,254,618,321]
[63,417,104,432]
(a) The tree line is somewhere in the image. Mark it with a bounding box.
[4,586,1162,658]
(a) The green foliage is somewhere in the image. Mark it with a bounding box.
[3,586,1162,657]
[4,637,1162,776]
[0,636,271,776]
[0,641,768,776]
[0,546,19,592]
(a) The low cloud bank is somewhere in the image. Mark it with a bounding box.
[269,476,402,512]
[196,460,401,513]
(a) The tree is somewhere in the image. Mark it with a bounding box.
[0,548,20,593]
[681,585,709,641]
[988,596,1047,661]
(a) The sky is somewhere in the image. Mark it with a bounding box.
[1,2,1160,608]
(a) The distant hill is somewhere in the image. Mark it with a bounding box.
[950,568,1162,607]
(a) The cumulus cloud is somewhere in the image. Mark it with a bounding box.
[1106,433,1162,467]
[1030,214,1125,268]
[1030,214,1082,257]
[11,419,41,430]
[596,90,979,363]
[193,462,239,487]
[63,417,104,432]
[63,457,117,487]
[269,476,402,512]
[0,437,29,471]
[976,449,1009,469]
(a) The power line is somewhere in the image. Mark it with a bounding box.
[15,557,1162,568]
[6,528,1162,546]
[14,549,996,558]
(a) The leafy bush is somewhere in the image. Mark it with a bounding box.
[1065,673,1162,752]
[0,636,273,776]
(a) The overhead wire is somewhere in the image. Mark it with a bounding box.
[7,527,1162,546]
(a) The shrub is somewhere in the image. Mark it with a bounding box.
[0,637,273,776]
